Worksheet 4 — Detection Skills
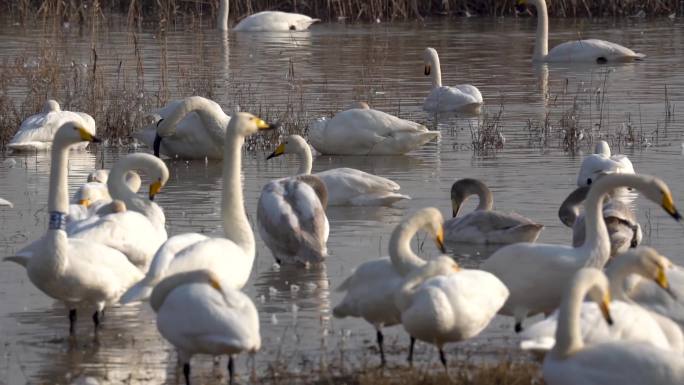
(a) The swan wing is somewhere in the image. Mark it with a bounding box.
[9,111,92,151]
[424,85,483,113]
[547,39,645,63]
[316,168,409,206]
[445,211,543,244]
[234,11,318,32]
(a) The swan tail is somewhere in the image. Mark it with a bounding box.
[119,279,155,304]
[349,193,411,206]
[3,255,29,267]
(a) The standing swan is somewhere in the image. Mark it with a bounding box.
[481,174,681,332]
[120,112,273,303]
[516,0,645,63]
[266,135,410,206]
[8,100,96,152]
[422,48,483,113]
[445,178,543,244]
[333,208,446,366]
[13,121,142,334]
[151,270,260,385]
[542,268,684,385]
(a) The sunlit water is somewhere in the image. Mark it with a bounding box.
[1,15,684,384]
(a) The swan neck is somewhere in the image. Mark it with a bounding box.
[475,187,493,211]
[218,0,229,31]
[296,144,313,175]
[222,133,255,258]
[160,97,228,143]
[605,258,637,301]
[552,276,587,359]
[429,51,442,88]
[389,215,429,276]
[533,0,549,61]
[48,141,70,214]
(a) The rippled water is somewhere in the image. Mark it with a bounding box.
[1,15,684,384]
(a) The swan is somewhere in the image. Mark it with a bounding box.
[0,198,13,207]
[481,174,681,332]
[542,268,684,385]
[67,154,169,271]
[257,174,329,265]
[228,1,319,32]
[151,269,260,385]
[521,247,683,354]
[332,207,446,365]
[422,47,483,113]
[120,112,273,303]
[559,185,642,257]
[6,121,142,334]
[577,140,635,188]
[394,256,509,369]
[135,96,230,159]
[266,135,410,206]
[516,0,645,63]
[445,178,543,244]
[8,100,96,152]
[308,103,440,155]
[68,171,141,223]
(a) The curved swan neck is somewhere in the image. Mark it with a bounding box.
[558,186,589,227]
[605,258,637,301]
[552,272,596,359]
[295,141,313,175]
[451,179,493,216]
[531,0,549,61]
[159,97,228,142]
[217,0,229,31]
[426,49,442,88]
[222,128,255,258]
[389,212,435,276]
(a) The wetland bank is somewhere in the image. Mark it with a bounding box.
[1,2,684,384]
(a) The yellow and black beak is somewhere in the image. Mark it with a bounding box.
[77,127,101,143]
[515,0,528,13]
[662,192,681,221]
[599,294,614,326]
[655,267,678,300]
[149,179,163,201]
[435,225,447,254]
[255,117,271,131]
[424,64,431,76]
[267,143,286,160]
[78,199,91,207]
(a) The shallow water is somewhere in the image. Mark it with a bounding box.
[1,15,684,384]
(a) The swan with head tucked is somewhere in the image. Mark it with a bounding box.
[422,48,483,113]
[220,0,319,33]
[521,247,683,355]
[5,121,143,335]
[151,269,260,385]
[481,174,681,332]
[559,185,642,257]
[257,174,329,265]
[135,96,230,159]
[68,170,142,223]
[309,103,440,155]
[542,268,684,385]
[120,112,273,303]
[577,141,635,188]
[8,100,96,152]
[516,0,645,63]
[266,135,410,206]
[333,208,446,365]
[67,154,169,271]
[445,178,543,244]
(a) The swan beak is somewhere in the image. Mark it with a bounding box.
[424,64,431,76]
[435,226,446,253]
[655,267,677,300]
[255,118,271,130]
[451,200,461,218]
[77,127,101,143]
[662,192,681,221]
[78,199,91,207]
[149,180,163,201]
[267,143,286,160]
[599,294,614,326]
[208,275,222,291]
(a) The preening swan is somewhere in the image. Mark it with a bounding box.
[266,135,410,206]
[120,112,273,303]
[516,0,645,63]
[217,0,318,31]
[135,96,230,159]
[577,140,635,188]
[444,178,543,244]
[309,104,440,155]
[333,207,446,365]
[559,185,642,257]
[542,268,684,385]
[68,170,141,223]
[422,48,483,113]
[7,121,142,334]
[8,100,96,152]
[521,247,682,355]
[151,270,260,385]
[481,174,681,332]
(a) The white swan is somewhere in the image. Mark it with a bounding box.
[481,174,681,332]
[67,154,169,271]
[309,103,440,155]
[395,256,509,368]
[266,135,410,206]
[0,198,13,207]
[135,96,230,159]
[8,100,96,152]
[445,178,543,244]
[577,140,635,188]
[7,121,142,334]
[332,207,446,365]
[230,5,319,32]
[517,0,645,63]
[151,269,260,385]
[120,112,273,303]
[422,47,483,113]
[542,268,684,385]
[558,185,642,257]
[257,174,329,265]
[521,247,683,354]
[68,170,141,223]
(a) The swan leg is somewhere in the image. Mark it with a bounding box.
[376,329,386,366]
[228,355,234,385]
[68,309,77,335]
[407,336,416,365]
[92,310,101,331]
[439,348,447,369]
[183,362,191,385]
[513,308,528,333]
[514,322,523,333]
[153,133,163,158]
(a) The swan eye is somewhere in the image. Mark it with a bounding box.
[587,178,592,185]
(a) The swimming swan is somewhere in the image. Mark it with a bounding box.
[445,178,543,244]
[266,135,410,206]
[0,198,13,207]
[481,174,681,332]
[151,269,260,385]
[7,121,142,334]
[135,96,230,160]
[542,268,684,385]
[422,47,483,113]
[8,100,96,152]
[309,104,440,155]
[333,207,446,365]
[516,0,645,63]
[577,140,635,188]
[120,112,273,303]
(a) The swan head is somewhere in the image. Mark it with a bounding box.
[611,247,675,298]
[574,268,614,326]
[148,161,170,201]
[450,178,490,217]
[267,135,308,160]
[42,99,61,113]
[411,207,447,253]
[53,121,100,147]
[423,47,439,76]
[227,112,273,137]
[636,177,681,221]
